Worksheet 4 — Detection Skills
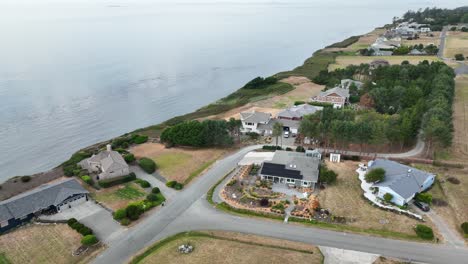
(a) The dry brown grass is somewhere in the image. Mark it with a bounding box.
[402,31,441,46]
[373,256,406,264]
[130,143,228,183]
[317,161,437,236]
[0,224,102,264]
[328,55,440,71]
[444,31,468,58]
[138,231,322,264]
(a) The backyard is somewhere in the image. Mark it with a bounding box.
[316,161,438,239]
[328,55,441,71]
[132,231,322,264]
[130,143,228,184]
[90,182,147,210]
[0,224,101,264]
[444,31,468,59]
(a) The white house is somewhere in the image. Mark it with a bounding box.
[367,159,435,206]
[79,144,130,180]
[240,111,272,133]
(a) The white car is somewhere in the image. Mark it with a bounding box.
[284,131,290,138]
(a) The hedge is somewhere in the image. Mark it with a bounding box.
[414,224,434,240]
[166,181,183,190]
[124,153,136,163]
[136,179,151,188]
[98,173,136,188]
[151,187,160,194]
[81,235,98,246]
[138,158,157,174]
[461,222,468,235]
[113,208,127,220]
[81,175,92,185]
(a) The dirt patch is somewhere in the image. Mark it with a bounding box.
[130,143,228,183]
[317,161,437,236]
[444,31,468,59]
[0,224,102,264]
[138,231,322,264]
[0,168,64,201]
[329,55,441,71]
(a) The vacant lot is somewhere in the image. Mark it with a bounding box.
[402,31,441,46]
[130,143,228,184]
[91,182,146,210]
[317,161,436,238]
[0,224,100,264]
[134,231,322,264]
[328,55,440,71]
[444,31,468,59]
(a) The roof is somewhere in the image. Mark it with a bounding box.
[260,151,320,182]
[257,118,300,131]
[240,111,271,124]
[0,178,88,222]
[341,79,363,90]
[277,104,323,119]
[319,87,350,98]
[85,150,128,172]
[238,151,275,166]
[368,159,435,199]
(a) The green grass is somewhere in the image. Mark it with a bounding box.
[153,152,192,176]
[0,253,11,264]
[115,183,146,199]
[130,231,318,264]
[325,35,360,48]
[275,50,338,80]
[184,159,218,185]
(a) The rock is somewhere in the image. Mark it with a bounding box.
[178,244,194,254]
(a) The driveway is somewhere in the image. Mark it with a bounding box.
[130,165,177,201]
[40,200,124,243]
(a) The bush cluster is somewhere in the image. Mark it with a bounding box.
[461,222,468,235]
[414,224,434,240]
[81,235,98,246]
[319,165,338,184]
[111,134,148,149]
[160,120,233,147]
[295,146,305,152]
[20,176,31,183]
[62,151,92,177]
[113,194,166,225]
[68,218,98,245]
[242,76,277,89]
[98,173,136,188]
[262,145,282,151]
[81,175,93,185]
[138,158,157,174]
[135,179,151,188]
[415,193,432,204]
[166,181,184,190]
[151,187,160,194]
[124,153,136,163]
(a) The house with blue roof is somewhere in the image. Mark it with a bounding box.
[367,159,435,206]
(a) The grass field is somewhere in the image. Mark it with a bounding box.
[275,51,338,80]
[444,31,468,59]
[131,231,322,264]
[402,31,441,47]
[131,143,228,184]
[91,182,146,210]
[0,224,101,264]
[328,55,441,71]
[317,161,435,237]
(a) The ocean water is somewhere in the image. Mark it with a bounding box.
[0,0,464,182]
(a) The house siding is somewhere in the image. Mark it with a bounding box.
[0,213,34,234]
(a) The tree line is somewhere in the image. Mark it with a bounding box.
[300,61,455,156]
[400,7,468,31]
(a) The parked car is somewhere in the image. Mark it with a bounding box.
[414,200,430,212]
[284,131,290,138]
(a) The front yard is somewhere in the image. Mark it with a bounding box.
[130,143,228,184]
[316,161,437,238]
[0,224,101,264]
[90,182,147,210]
[132,231,322,264]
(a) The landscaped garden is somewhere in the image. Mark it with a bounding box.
[90,182,147,211]
[130,231,323,264]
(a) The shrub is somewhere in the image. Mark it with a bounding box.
[447,177,460,184]
[124,153,136,163]
[113,208,127,220]
[136,179,151,188]
[71,222,84,231]
[67,218,78,226]
[81,175,92,185]
[132,135,148,144]
[319,166,338,184]
[120,218,131,226]
[414,224,434,240]
[126,204,143,220]
[461,222,468,235]
[383,193,393,202]
[260,198,269,207]
[455,53,465,61]
[81,235,98,246]
[146,193,159,202]
[296,146,305,152]
[20,176,31,183]
[98,173,136,188]
[365,168,385,183]
[78,226,93,236]
[174,182,184,190]
[285,147,293,151]
[294,101,306,106]
[166,180,183,190]
[166,181,176,188]
[246,132,260,140]
[151,187,160,194]
[138,158,156,174]
[415,193,432,204]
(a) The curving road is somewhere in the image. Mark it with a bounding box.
[92,144,468,264]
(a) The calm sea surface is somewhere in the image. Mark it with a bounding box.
[0,0,463,182]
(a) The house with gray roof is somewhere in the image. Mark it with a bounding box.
[259,150,321,189]
[240,111,272,134]
[0,178,88,233]
[277,104,323,121]
[310,87,350,108]
[340,79,363,90]
[367,159,435,206]
[79,144,129,180]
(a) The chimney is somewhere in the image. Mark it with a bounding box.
[106,144,112,152]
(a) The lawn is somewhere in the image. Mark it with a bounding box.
[131,143,228,184]
[91,182,146,210]
[316,161,436,237]
[444,31,468,59]
[132,231,322,264]
[328,55,440,71]
[0,224,101,264]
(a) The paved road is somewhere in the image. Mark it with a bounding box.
[92,144,468,264]
[438,27,447,59]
